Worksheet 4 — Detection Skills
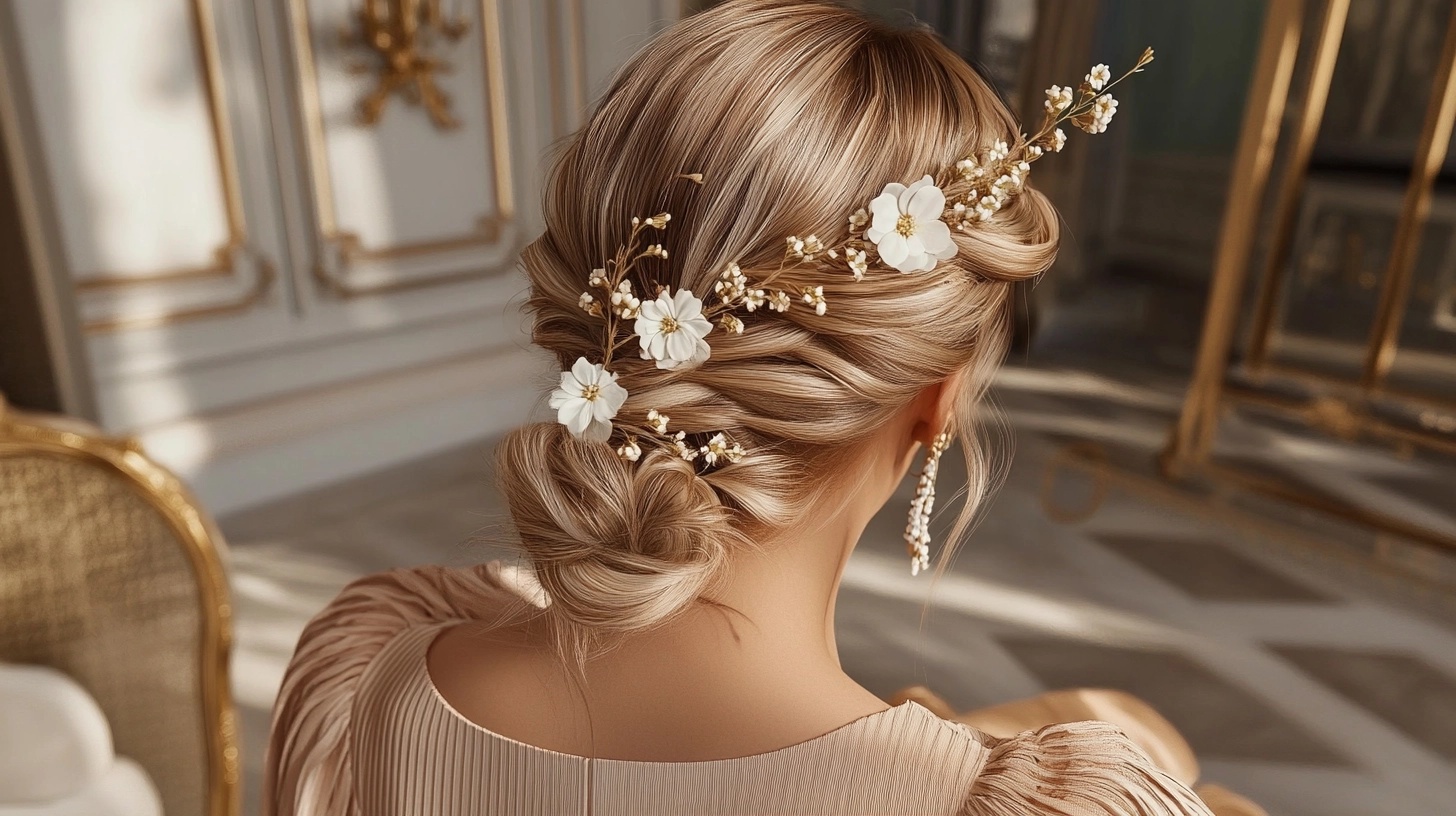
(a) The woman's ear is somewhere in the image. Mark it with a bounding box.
[910,367,967,448]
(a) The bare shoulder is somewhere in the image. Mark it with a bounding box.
[424,617,583,743]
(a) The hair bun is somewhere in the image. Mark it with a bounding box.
[498,424,734,637]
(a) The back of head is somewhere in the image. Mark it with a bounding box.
[497,0,1060,657]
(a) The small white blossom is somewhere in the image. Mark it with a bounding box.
[714,262,748,302]
[643,243,668,258]
[826,248,838,259]
[786,235,824,261]
[617,438,641,462]
[1044,84,1073,113]
[611,280,641,318]
[1051,128,1067,152]
[588,267,608,288]
[700,433,745,466]
[801,285,827,316]
[988,140,1010,162]
[955,157,983,179]
[743,288,767,311]
[644,212,671,229]
[1087,64,1111,91]
[671,431,698,461]
[646,409,669,434]
[719,314,744,334]
[549,357,627,443]
[1081,94,1118,134]
[975,195,999,222]
[578,292,601,315]
[848,208,870,231]
[864,175,958,273]
[767,290,792,312]
[846,247,868,281]
[634,287,713,370]
[1028,144,1044,158]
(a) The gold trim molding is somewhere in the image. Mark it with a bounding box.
[0,395,240,816]
[83,255,276,334]
[77,0,273,332]
[290,0,516,298]
[544,0,587,138]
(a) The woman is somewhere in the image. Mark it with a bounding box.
[265,2,1207,813]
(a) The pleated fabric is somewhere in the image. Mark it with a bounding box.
[263,564,1214,816]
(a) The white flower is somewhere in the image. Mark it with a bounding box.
[549,357,628,443]
[644,212,671,229]
[767,290,792,312]
[1044,84,1073,113]
[955,157,982,179]
[786,235,823,261]
[846,247,868,281]
[714,262,748,302]
[617,438,641,462]
[988,140,1010,162]
[975,195,999,222]
[801,285,827,316]
[700,433,745,465]
[671,431,698,461]
[1087,64,1111,91]
[1050,128,1067,152]
[646,409,669,434]
[743,288,767,311]
[578,292,601,315]
[644,243,668,258]
[848,208,870,231]
[864,175,958,273]
[634,287,714,370]
[719,314,744,334]
[611,280,641,318]
[1028,144,1044,158]
[588,267,608,288]
[1081,94,1118,134]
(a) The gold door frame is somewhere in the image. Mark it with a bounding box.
[0,396,239,816]
[1164,0,1456,553]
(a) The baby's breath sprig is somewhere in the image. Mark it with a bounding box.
[937,47,1154,232]
[578,211,674,372]
[551,49,1155,458]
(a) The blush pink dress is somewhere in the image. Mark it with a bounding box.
[262,564,1213,816]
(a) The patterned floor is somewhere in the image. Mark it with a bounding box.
[222,362,1456,816]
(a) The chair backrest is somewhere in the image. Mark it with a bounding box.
[0,396,238,816]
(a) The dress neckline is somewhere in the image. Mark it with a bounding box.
[416,623,934,767]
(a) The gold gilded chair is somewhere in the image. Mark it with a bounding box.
[0,395,238,816]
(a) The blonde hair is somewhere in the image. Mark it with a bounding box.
[497,0,1059,658]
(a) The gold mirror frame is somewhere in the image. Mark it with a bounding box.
[0,395,239,816]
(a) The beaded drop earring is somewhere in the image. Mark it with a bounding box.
[905,430,953,576]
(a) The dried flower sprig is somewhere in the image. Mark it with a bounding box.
[550,49,1154,467]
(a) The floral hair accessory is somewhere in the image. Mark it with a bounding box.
[551,50,1153,464]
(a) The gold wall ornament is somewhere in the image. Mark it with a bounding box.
[292,0,516,296]
[343,0,471,129]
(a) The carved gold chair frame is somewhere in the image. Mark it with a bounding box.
[0,395,240,816]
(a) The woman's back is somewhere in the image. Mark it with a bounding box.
[262,2,1211,812]
[265,564,1213,816]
